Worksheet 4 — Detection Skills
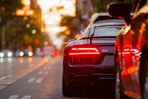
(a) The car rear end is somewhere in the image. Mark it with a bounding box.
[63,38,116,87]
[62,19,124,96]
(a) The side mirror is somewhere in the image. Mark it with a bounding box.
[107,2,131,24]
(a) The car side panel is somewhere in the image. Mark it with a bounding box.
[116,13,148,97]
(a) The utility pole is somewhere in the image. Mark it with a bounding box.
[0,16,1,23]
[0,15,5,51]
[0,6,5,51]
[0,6,6,51]
[1,25,5,50]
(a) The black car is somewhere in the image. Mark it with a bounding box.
[108,0,148,99]
[62,15,125,96]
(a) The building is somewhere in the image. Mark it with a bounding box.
[76,0,93,29]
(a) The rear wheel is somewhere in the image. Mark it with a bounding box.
[62,56,72,96]
[62,73,72,97]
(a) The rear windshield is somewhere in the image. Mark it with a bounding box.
[93,25,123,37]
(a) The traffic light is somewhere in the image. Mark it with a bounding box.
[34,39,39,45]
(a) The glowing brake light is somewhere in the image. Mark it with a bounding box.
[69,46,100,55]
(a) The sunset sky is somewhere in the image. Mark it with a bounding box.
[37,0,76,49]
[22,0,76,49]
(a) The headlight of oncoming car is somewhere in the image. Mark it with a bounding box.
[19,51,24,57]
[0,52,4,58]
[28,51,33,56]
[7,51,13,57]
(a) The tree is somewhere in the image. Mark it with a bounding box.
[13,18,45,51]
[0,1,44,51]
[0,0,23,25]
[59,1,83,40]
[0,0,23,50]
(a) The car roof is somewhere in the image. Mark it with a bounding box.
[92,19,125,27]
[89,12,110,24]
[98,19,124,23]
[89,12,133,25]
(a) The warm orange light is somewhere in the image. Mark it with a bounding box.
[22,0,30,6]
[27,45,32,50]
[16,9,25,16]
[65,30,70,35]
[26,10,34,16]
[56,5,64,10]
[16,9,34,16]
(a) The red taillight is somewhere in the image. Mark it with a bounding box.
[69,46,100,55]
[68,45,102,65]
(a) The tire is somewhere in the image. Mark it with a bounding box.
[141,58,148,99]
[115,55,132,99]
[62,55,72,96]
[62,73,72,97]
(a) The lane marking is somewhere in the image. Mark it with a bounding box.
[27,78,35,83]
[38,70,48,75]
[0,74,12,80]
[8,95,18,99]
[22,95,31,99]
[9,95,31,99]
[0,57,52,91]
[36,78,43,83]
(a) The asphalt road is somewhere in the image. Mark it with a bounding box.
[0,56,114,99]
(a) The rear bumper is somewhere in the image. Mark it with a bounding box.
[64,66,115,86]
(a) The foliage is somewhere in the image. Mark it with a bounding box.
[59,1,83,40]
[0,1,44,51]
[60,15,77,31]
[13,17,45,51]
[0,0,23,25]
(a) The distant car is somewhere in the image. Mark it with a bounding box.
[41,46,56,57]
[108,1,148,99]
[0,49,13,58]
[15,49,33,57]
[35,48,42,56]
[62,17,125,96]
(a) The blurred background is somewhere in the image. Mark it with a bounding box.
[0,0,137,56]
